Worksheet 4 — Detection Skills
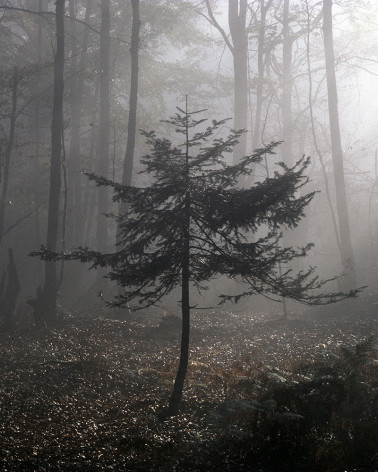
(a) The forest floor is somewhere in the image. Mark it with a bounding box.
[0,308,377,471]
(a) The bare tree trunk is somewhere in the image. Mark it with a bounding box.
[229,0,248,164]
[82,79,99,245]
[112,0,140,319]
[0,68,18,246]
[67,0,92,247]
[203,1,248,165]
[322,0,356,289]
[95,0,110,255]
[0,248,20,331]
[252,0,272,150]
[67,0,80,246]
[120,0,140,194]
[39,0,65,327]
[31,0,48,284]
[281,0,294,166]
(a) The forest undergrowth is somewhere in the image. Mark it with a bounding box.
[0,309,377,471]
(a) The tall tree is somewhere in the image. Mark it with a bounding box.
[95,0,111,254]
[281,0,294,166]
[37,0,65,327]
[67,0,89,247]
[205,0,248,164]
[120,0,140,212]
[252,0,273,150]
[322,0,356,289]
[0,68,18,246]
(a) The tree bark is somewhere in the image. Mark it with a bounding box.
[39,0,65,327]
[203,1,248,164]
[114,0,140,319]
[95,0,111,255]
[0,249,20,331]
[281,0,294,166]
[252,0,272,150]
[0,68,18,246]
[229,0,248,164]
[67,0,92,247]
[120,0,140,194]
[322,0,356,289]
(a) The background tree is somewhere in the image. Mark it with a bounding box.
[36,0,65,327]
[322,0,356,290]
[0,0,376,321]
[204,0,249,164]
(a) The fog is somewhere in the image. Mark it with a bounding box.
[0,1,376,325]
[0,1,378,469]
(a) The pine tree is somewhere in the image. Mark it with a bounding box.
[33,100,359,415]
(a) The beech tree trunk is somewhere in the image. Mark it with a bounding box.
[95,0,111,255]
[120,0,140,209]
[252,0,272,150]
[322,0,356,289]
[114,0,140,319]
[0,68,18,246]
[66,0,92,247]
[0,248,20,331]
[39,0,65,327]
[229,0,248,164]
[281,0,294,166]
[203,0,248,164]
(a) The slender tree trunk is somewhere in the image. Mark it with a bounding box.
[281,0,293,166]
[113,0,140,319]
[0,248,20,331]
[82,79,99,245]
[39,0,65,327]
[229,0,248,164]
[0,68,18,246]
[167,99,191,417]
[32,0,47,284]
[67,0,80,246]
[203,0,248,164]
[252,0,272,150]
[67,0,92,246]
[305,0,341,255]
[95,0,110,256]
[120,0,140,210]
[322,0,356,289]
[167,222,190,416]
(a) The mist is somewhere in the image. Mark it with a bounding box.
[0,1,377,470]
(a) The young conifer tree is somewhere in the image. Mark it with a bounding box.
[33,100,359,415]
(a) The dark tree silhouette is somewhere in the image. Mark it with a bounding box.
[32,102,359,415]
[37,0,65,328]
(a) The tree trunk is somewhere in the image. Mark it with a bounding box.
[67,0,92,247]
[0,248,20,331]
[281,0,294,166]
[114,0,140,319]
[81,80,99,246]
[95,0,111,257]
[229,0,248,164]
[0,68,18,246]
[252,0,271,150]
[120,0,140,194]
[167,98,191,416]
[67,0,80,246]
[31,0,48,284]
[167,233,190,416]
[39,0,65,327]
[322,0,356,289]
